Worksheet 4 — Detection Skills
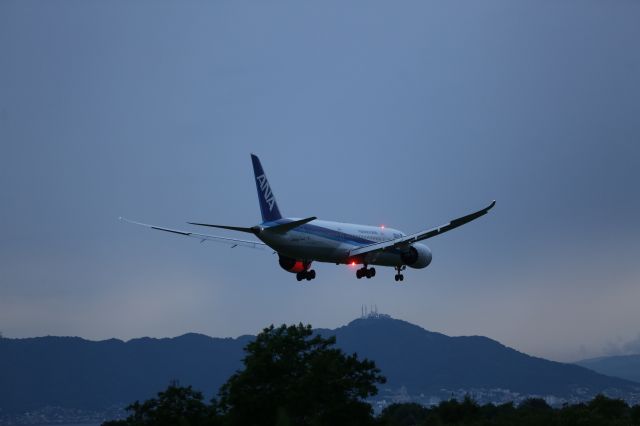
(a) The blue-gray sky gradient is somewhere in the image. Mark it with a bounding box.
[1,0,639,362]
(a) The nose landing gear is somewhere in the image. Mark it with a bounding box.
[356,266,376,279]
[394,266,406,282]
[296,269,316,282]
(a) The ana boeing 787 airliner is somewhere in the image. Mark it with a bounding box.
[122,154,495,282]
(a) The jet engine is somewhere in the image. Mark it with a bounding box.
[400,243,432,269]
[278,254,312,273]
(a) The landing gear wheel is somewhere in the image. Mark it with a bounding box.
[358,266,376,279]
[394,274,399,282]
[304,269,316,281]
[297,269,316,282]
[399,274,404,281]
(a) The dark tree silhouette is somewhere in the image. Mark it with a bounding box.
[378,395,639,426]
[217,323,386,426]
[588,393,629,420]
[103,384,217,426]
[377,402,429,426]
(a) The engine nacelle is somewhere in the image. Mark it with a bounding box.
[278,254,312,273]
[400,243,432,269]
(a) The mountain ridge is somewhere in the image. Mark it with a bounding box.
[576,354,640,384]
[1,315,638,415]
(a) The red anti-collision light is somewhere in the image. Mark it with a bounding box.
[290,260,307,273]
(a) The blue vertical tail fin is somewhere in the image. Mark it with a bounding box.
[251,154,283,223]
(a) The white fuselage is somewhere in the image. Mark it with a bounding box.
[256,218,428,267]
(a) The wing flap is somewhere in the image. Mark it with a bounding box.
[186,222,256,234]
[120,217,267,250]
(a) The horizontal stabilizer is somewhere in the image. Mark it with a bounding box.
[265,216,317,233]
[187,222,256,234]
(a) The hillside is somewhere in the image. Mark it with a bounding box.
[0,333,250,413]
[577,354,640,384]
[1,316,638,415]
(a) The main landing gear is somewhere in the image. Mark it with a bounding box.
[356,266,376,279]
[296,269,316,282]
[394,265,406,282]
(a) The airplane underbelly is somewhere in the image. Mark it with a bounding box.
[272,243,341,262]
[366,251,404,267]
[262,230,405,266]
[265,233,347,262]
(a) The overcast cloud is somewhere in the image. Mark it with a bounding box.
[1,0,639,362]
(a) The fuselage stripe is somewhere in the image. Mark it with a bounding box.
[262,220,375,246]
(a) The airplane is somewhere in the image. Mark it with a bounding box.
[121,154,495,282]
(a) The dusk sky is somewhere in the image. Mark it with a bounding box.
[1,0,639,362]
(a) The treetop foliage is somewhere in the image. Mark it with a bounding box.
[102,384,216,426]
[378,395,640,426]
[105,323,385,426]
[218,323,386,425]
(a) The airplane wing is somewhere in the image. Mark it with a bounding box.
[120,217,267,250]
[348,200,495,257]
